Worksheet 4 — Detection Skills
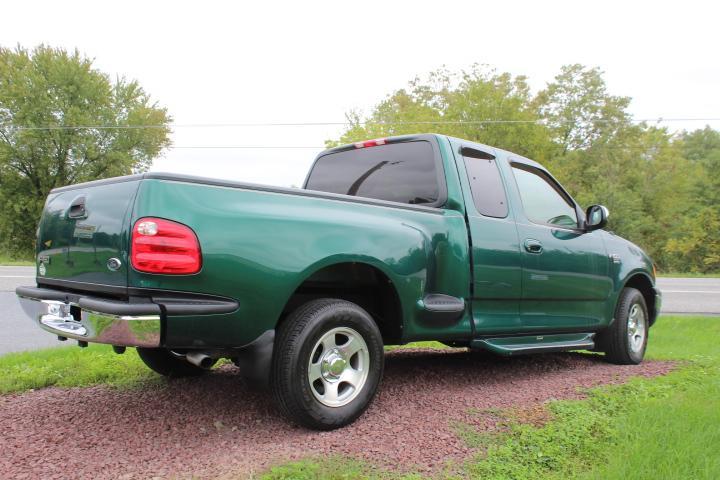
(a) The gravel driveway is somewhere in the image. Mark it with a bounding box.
[0,349,673,479]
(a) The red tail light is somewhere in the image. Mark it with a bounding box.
[354,138,387,149]
[131,218,201,274]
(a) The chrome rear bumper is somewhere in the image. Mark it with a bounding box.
[17,290,161,348]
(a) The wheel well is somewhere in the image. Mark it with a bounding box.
[279,263,403,345]
[624,274,657,325]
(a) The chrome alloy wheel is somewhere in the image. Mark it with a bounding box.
[308,327,370,408]
[627,303,646,353]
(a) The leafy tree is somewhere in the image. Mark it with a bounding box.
[534,64,632,154]
[534,66,693,265]
[0,45,171,255]
[663,127,720,272]
[329,65,553,161]
[680,126,720,207]
[330,63,718,273]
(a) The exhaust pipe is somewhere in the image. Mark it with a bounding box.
[185,352,215,369]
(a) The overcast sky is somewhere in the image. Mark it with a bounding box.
[4,0,719,186]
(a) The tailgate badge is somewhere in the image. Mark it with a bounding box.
[38,263,47,276]
[107,258,122,271]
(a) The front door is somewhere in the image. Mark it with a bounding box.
[507,161,612,331]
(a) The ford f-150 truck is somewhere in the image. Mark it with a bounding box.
[16,134,661,430]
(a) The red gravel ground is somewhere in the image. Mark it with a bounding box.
[0,349,673,479]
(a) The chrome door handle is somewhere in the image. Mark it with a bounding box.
[524,238,543,254]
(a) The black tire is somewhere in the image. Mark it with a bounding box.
[136,348,211,377]
[596,287,649,365]
[271,299,384,430]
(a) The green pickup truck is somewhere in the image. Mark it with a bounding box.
[17,134,661,430]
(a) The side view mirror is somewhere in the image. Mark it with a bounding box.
[585,205,609,231]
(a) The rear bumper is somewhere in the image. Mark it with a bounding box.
[17,286,162,347]
[16,285,239,348]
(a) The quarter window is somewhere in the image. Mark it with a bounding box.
[511,164,578,228]
[465,156,508,218]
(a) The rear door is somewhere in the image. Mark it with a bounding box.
[36,178,141,289]
[454,142,523,334]
[506,161,611,330]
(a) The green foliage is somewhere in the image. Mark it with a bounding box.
[2,317,719,479]
[0,45,171,256]
[581,378,720,480]
[0,343,157,393]
[663,127,720,272]
[0,250,33,265]
[330,64,720,273]
[463,315,720,479]
[258,316,719,479]
[464,362,720,480]
[260,458,378,480]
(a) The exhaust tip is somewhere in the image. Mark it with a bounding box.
[186,352,214,369]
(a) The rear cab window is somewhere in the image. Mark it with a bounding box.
[305,140,445,206]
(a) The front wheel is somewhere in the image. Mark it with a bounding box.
[271,299,384,430]
[596,287,649,364]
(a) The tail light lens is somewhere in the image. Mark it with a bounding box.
[354,138,387,149]
[131,217,201,274]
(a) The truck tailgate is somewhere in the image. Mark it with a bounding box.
[36,179,141,288]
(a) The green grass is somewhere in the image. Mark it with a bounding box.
[461,316,720,480]
[0,252,34,266]
[2,317,718,479]
[0,344,157,394]
[581,380,720,480]
[260,458,425,480]
[385,340,448,351]
[259,316,720,479]
[657,271,720,278]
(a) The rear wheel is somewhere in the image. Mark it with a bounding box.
[271,299,384,430]
[136,348,211,377]
[597,287,649,364]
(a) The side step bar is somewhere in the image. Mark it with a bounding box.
[471,333,595,356]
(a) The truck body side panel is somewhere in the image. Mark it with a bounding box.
[130,178,471,347]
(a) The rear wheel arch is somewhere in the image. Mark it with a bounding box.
[278,261,404,345]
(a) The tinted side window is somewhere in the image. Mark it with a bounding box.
[511,164,578,228]
[465,157,508,218]
[305,141,440,205]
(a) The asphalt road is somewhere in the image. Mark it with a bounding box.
[1,266,718,355]
[656,277,720,315]
[0,266,69,355]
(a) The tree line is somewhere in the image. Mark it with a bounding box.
[1,46,718,272]
[0,45,171,257]
[329,65,720,273]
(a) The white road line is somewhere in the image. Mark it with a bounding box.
[662,290,720,294]
[0,276,34,278]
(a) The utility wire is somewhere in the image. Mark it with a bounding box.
[172,146,325,149]
[168,144,691,150]
[1,117,719,131]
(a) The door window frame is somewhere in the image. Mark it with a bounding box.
[509,161,584,231]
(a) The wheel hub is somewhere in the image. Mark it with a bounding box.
[627,303,646,353]
[307,327,370,408]
[321,350,347,379]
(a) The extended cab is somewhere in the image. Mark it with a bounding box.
[17,134,661,430]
